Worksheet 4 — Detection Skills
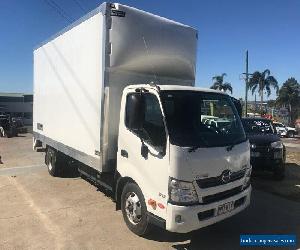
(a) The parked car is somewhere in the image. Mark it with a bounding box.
[0,115,18,138]
[11,117,27,133]
[273,122,297,137]
[295,119,300,134]
[241,118,285,180]
[201,116,231,131]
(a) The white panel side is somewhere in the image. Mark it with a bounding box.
[33,12,104,169]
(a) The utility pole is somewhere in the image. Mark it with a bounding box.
[245,50,249,117]
[254,94,257,114]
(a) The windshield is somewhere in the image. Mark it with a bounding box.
[274,123,284,128]
[160,90,246,147]
[242,119,275,134]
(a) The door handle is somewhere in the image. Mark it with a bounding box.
[121,149,128,158]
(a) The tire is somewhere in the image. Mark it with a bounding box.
[0,127,4,137]
[273,165,285,181]
[6,131,12,138]
[121,182,150,236]
[45,147,65,177]
[287,131,294,138]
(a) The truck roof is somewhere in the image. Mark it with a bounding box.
[35,2,196,50]
[157,85,228,95]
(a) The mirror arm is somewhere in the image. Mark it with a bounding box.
[140,136,149,159]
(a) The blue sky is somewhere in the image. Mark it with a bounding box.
[0,0,299,100]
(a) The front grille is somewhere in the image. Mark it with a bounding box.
[202,186,243,204]
[252,145,271,154]
[196,169,246,189]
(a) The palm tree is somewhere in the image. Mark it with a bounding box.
[210,73,233,94]
[248,69,278,114]
[276,77,300,124]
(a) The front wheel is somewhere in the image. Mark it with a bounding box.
[121,182,150,236]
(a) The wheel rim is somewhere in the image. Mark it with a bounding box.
[47,151,53,171]
[125,192,142,225]
[48,161,53,171]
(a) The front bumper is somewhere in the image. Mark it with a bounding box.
[166,185,251,233]
[279,131,287,136]
[250,148,285,169]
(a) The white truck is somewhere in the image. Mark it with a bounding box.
[33,2,251,235]
[273,122,297,138]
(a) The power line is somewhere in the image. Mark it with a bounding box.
[43,0,74,23]
[46,0,74,22]
[72,0,86,12]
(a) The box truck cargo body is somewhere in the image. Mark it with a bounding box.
[34,3,196,172]
[33,3,251,235]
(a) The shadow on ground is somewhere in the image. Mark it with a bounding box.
[252,163,300,203]
[56,160,300,249]
[145,189,300,250]
[55,167,300,249]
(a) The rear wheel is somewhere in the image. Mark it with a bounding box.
[121,182,150,236]
[0,127,4,137]
[287,131,294,138]
[45,147,65,177]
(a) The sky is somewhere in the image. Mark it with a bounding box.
[0,0,299,100]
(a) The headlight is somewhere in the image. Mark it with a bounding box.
[271,141,283,149]
[250,144,256,149]
[168,177,199,205]
[242,166,252,190]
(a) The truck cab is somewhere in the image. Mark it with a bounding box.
[117,84,251,234]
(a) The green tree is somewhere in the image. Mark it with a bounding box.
[248,69,279,114]
[210,73,233,94]
[276,77,300,124]
[267,100,277,108]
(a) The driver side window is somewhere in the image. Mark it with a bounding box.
[141,93,166,151]
[125,93,166,152]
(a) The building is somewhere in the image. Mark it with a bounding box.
[0,93,33,125]
[247,100,268,111]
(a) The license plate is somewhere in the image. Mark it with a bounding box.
[217,201,234,215]
[251,152,260,157]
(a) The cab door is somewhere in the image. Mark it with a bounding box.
[117,88,169,219]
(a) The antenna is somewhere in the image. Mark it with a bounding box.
[142,36,158,84]
[149,81,160,92]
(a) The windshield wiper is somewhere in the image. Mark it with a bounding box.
[188,138,209,153]
[226,144,235,151]
[226,138,244,151]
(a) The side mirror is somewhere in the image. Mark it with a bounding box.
[141,143,148,159]
[231,97,242,117]
[125,93,145,130]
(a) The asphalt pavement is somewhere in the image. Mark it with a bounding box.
[0,165,299,250]
[282,137,300,153]
[0,134,299,249]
